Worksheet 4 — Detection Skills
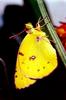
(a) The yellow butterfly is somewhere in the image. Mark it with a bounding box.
[14,22,58,89]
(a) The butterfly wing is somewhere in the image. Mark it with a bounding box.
[16,29,58,79]
[14,57,36,89]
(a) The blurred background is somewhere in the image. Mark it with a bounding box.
[45,0,66,26]
[0,0,66,100]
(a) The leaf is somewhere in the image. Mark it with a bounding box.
[36,0,66,67]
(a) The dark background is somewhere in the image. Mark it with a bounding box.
[0,0,66,100]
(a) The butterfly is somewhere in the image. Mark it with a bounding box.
[13,21,58,89]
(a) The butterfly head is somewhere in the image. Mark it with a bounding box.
[25,23,34,34]
[25,23,33,29]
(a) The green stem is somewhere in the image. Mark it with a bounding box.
[36,0,66,67]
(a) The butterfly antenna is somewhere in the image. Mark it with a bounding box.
[9,29,25,39]
[38,16,48,24]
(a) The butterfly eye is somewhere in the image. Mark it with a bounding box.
[25,28,29,31]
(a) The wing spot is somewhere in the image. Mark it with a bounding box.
[47,61,50,64]
[19,52,24,56]
[22,62,24,64]
[37,69,40,72]
[15,75,17,78]
[43,66,45,69]
[21,78,23,80]
[29,55,36,60]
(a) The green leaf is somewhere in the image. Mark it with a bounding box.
[36,0,66,67]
